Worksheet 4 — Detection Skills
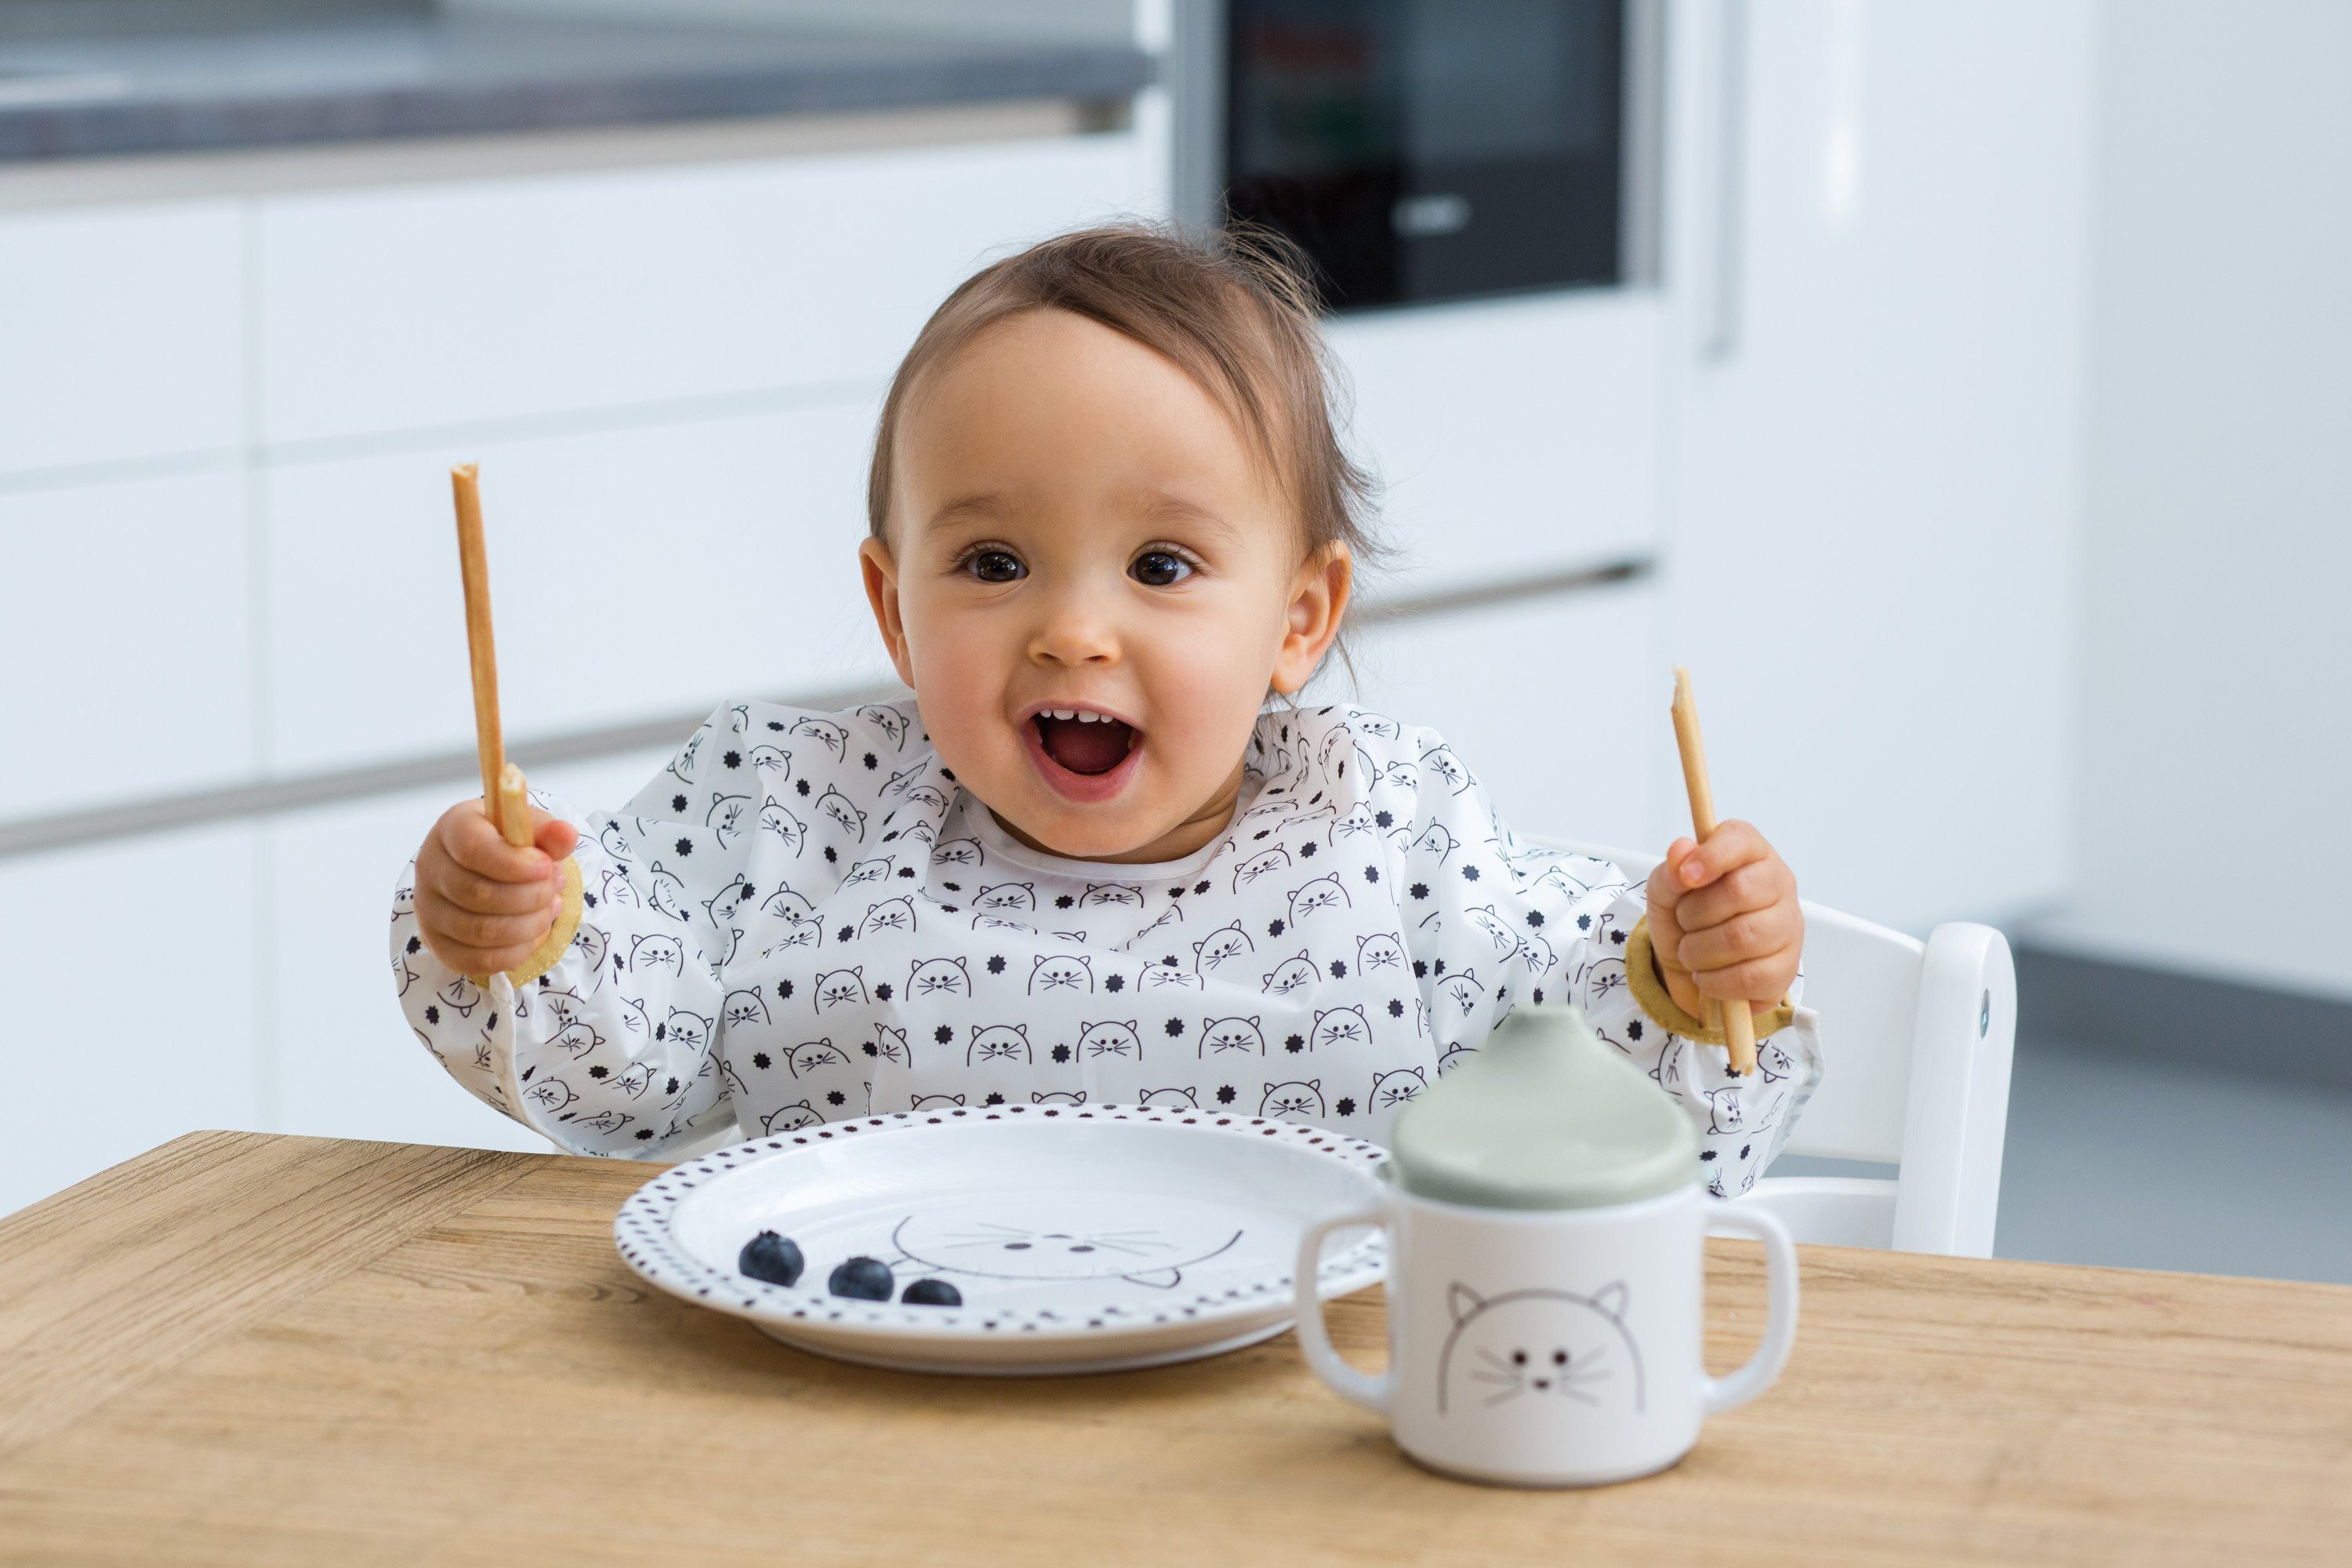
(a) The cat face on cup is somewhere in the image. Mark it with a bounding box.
[1437,1281,1646,1416]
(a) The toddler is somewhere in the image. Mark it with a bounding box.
[393,226,1821,1195]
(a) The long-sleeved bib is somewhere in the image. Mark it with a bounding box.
[392,699,1822,1193]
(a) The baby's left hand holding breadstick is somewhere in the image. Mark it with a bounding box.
[1643,818,1802,1023]
[413,798,579,977]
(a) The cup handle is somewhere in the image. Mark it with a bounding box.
[1292,1197,1395,1414]
[1700,1204,1800,1417]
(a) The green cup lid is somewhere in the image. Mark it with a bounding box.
[1388,1006,1700,1210]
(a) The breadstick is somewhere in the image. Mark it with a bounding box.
[1669,666,1758,1076]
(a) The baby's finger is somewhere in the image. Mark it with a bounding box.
[1674,856,1795,932]
[1673,819,1769,888]
[1690,943,1800,1006]
[1674,901,1803,974]
[441,803,557,883]
[1648,841,1698,917]
[426,856,558,916]
[532,811,579,862]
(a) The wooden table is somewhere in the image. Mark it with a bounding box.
[4,1133,2350,1566]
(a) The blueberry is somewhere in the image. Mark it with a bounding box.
[829,1257,895,1301]
[738,1231,804,1287]
[901,1278,963,1307]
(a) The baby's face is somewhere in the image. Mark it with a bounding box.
[863,309,1343,862]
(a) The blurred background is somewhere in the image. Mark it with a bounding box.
[1,1,2343,1282]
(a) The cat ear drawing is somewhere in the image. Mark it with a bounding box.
[1590,1281,1630,1319]
[1448,1283,1486,1324]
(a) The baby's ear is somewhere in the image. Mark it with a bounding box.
[1448,1283,1484,1323]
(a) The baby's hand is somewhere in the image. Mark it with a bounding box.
[1643,821,1802,1022]
[414,798,579,976]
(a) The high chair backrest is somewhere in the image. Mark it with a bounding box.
[1527,838,2016,1258]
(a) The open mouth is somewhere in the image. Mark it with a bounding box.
[1024,706,1142,801]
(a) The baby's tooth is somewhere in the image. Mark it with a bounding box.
[1076,711,1099,723]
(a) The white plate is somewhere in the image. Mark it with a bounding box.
[613,1102,1391,1376]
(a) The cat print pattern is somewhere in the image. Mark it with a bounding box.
[393,699,1821,1181]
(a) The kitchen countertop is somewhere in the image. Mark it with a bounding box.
[0,9,1154,162]
[5,1130,2351,1564]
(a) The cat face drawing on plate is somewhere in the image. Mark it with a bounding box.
[1437,1282,1645,1416]
[889,1210,1243,1289]
[1077,1021,1142,1061]
[811,967,867,1011]
[1261,950,1316,996]
[1259,1079,1325,1121]
[1029,953,1093,995]
[909,956,971,999]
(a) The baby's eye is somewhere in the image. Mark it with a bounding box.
[1130,550,1192,587]
[964,549,1025,583]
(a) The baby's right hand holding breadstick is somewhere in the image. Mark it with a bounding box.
[414,800,579,975]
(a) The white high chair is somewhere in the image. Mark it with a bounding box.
[1532,838,2016,1258]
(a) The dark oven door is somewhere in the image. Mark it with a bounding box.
[1222,0,1629,311]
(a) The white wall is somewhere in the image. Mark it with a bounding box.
[2024,0,2352,1002]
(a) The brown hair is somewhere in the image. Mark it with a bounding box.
[866,222,1381,583]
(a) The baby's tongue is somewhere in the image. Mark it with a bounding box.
[1037,715,1134,775]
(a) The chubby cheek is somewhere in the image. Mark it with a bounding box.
[898,604,1017,770]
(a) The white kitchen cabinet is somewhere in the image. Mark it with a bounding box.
[0,201,245,480]
[0,466,256,821]
[1348,579,1661,855]
[263,395,890,777]
[0,825,263,1217]
[256,132,1152,447]
[1657,0,2094,935]
[1327,292,1664,598]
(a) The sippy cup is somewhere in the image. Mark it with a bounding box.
[1292,1006,1798,1486]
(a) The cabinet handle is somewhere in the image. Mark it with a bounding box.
[1701,0,1749,363]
